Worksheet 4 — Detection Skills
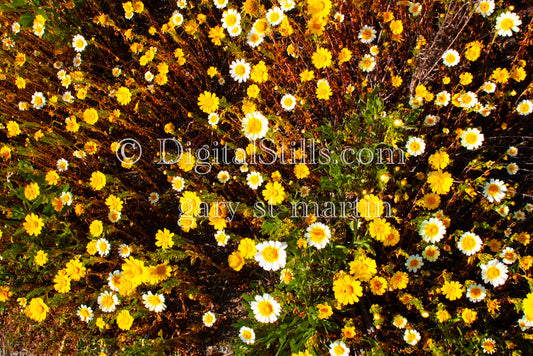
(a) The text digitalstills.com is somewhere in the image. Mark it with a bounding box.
[115,138,406,173]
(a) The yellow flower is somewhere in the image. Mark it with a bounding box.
[83,108,99,125]
[0,286,12,302]
[390,20,403,35]
[307,0,331,18]
[428,151,450,170]
[312,47,332,69]
[427,170,453,195]
[89,220,103,237]
[209,26,225,46]
[53,270,71,293]
[300,69,315,82]
[316,79,331,100]
[358,194,384,219]
[511,66,526,82]
[490,67,510,84]
[24,297,49,322]
[116,310,134,330]
[34,250,48,267]
[294,163,310,179]
[180,191,201,216]
[15,76,26,89]
[391,74,403,87]
[6,121,22,137]
[369,276,388,295]
[523,293,533,320]
[228,251,245,271]
[86,240,98,255]
[338,48,352,64]
[122,257,147,286]
[178,152,196,172]
[24,182,40,201]
[459,72,473,86]
[238,238,257,259]
[306,15,326,36]
[333,275,362,305]
[105,195,123,212]
[0,146,11,160]
[24,213,44,236]
[349,256,377,282]
[262,181,286,205]
[247,84,260,98]
[461,308,477,324]
[317,303,333,319]
[66,258,86,281]
[436,308,450,323]
[90,171,106,190]
[464,41,483,61]
[207,66,219,77]
[250,61,269,83]
[198,91,219,114]
[422,193,441,210]
[442,280,463,301]
[155,228,175,249]
[116,86,132,105]
[368,218,392,241]
[389,271,409,290]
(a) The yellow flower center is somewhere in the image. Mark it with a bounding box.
[242,330,252,339]
[76,38,85,48]
[362,28,373,40]
[261,246,279,263]
[500,18,514,31]
[334,345,345,355]
[102,295,114,308]
[235,64,246,76]
[269,12,280,23]
[470,288,482,298]
[461,235,476,251]
[226,14,237,27]
[519,102,530,113]
[309,227,326,243]
[480,2,490,12]
[246,117,263,135]
[257,300,274,316]
[424,223,439,237]
[148,295,162,306]
[409,141,421,152]
[486,266,501,280]
[487,184,500,196]
[445,53,456,63]
[464,132,478,145]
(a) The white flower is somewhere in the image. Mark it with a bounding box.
[480,259,508,287]
[422,245,440,262]
[405,137,425,156]
[57,158,69,172]
[459,91,478,109]
[305,222,331,249]
[145,71,154,82]
[419,218,446,243]
[278,0,295,12]
[393,315,408,329]
[142,291,166,312]
[405,254,424,273]
[329,340,350,356]
[62,91,74,103]
[466,284,486,302]
[148,192,159,204]
[77,305,93,323]
[481,81,496,93]
[213,0,228,9]
[208,113,220,126]
[477,1,495,17]
[31,92,46,109]
[228,25,242,37]
[358,26,376,43]
[230,59,250,83]
[217,170,230,183]
[96,238,110,257]
[60,192,73,206]
[247,30,264,48]
[255,241,287,271]
[202,311,216,327]
[108,270,122,291]
[409,2,422,16]
[424,115,439,126]
[359,54,376,72]
[500,246,517,264]
[403,329,421,345]
[495,11,521,37]
[280,94,296,111]
[442,49,460,67]
[98,291,119,313]
[73,55,82,67]
[177,0,187,9]
[222,9,241,29]
[239,326,255,344]
[517,99,533,116]
[251,293,281,323]
[72,34,87,52]
[12,22,20,34]
[246,172,263,190]
[172,176,185,192]
[461,127,484,150]
[214,230,229,246]
[435,91,450,107]
[457,232,483,256]
[242,111,268,141]
[483,179,507,203]
[118,244,131,258]
[171,11,183,26]
[266,7,284,26]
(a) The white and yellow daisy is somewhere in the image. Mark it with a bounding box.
[246,172,264,190]
[405,254,424,273]
[329,340,350,356]
[481,81,496,93]
[203,311,216,327]
[145,71,154,82]
[148,192,159,204]
[370,45,379,56]
[228,25,242,37]
[461,127,484,150]
[506,163,518,175]
[481,337,496,354]
[112,67,122,77]
[177,0,187,9]
[96,238,110,257]
[405,137,426,156]
[118,244,131,258]
[506,146,518,157]
[217,170,230,183]
[409,2,422,16]
[214,230,230,246]
[239,326,255,344]
[477,0,495,17]
[422,245,440,262]
[171,11,184,26]
[359,54,376,72]
[435,90,450,107]
[12,22,20,34]
[279,0,295,12]
[419,217,446,243]
[266,7,284,26]
[142,291,166,312]
[484,179,507,203]
[517,99,533,116]
[358,26,376,43]
[108,270,122,292]
[424,115,439,126]
[251,293,281,323]
[459,91,478,109]
[98,291,119,313]
[77,305,93,323]
[466,283,486,303]
[208,113,220,126]
[247,30,264,48]
[73,55,82,67]
[481,259,508,287]
[305,222,331,249]
[500,247,517,264]
[242,111,268,141]
[221,9,241,29]
[31,91,46,109]
[213,0,228,9]
[255,240,287,271]
[60,192,73,206]
[62,91,74,103]
[495,11,521,37]
[108,210,121,223]
[280,94,296,111]
[457,232,483,256]
[230,59,250,83]
[393,314,408,329]
[57,158,69,172]
[72,34,87,52]
[172,176,185,192]
[442,49,460,67]
[403,329,421,345]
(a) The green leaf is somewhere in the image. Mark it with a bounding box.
[11,0,27,7]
